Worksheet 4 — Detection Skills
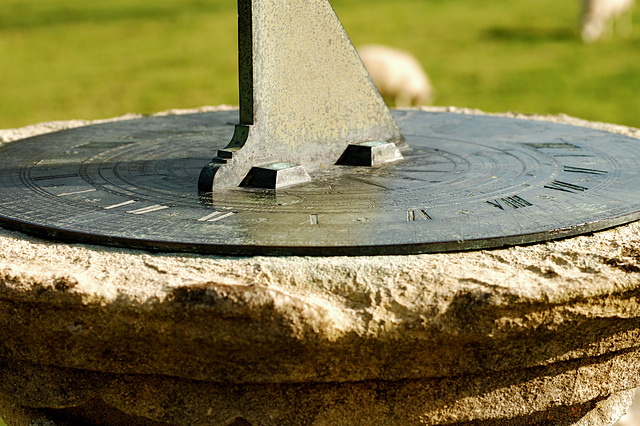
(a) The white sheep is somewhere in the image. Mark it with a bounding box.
[582,0,635,42]
[357,44,434,107]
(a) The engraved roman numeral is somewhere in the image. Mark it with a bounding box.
[544,180,588,193]
[407,209,432,221]
[485,195,532,210]
[563,166,607,175]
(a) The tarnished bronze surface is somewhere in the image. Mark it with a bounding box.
[1,110,639,255]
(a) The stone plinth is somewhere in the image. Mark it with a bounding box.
[1,107,640,425]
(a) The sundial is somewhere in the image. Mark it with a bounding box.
[1,0,640,256]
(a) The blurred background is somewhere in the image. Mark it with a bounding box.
[1,0,639,130]
[1,0,639,424]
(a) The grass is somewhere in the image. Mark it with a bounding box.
[336,0,640,127]
[1,0,639,129]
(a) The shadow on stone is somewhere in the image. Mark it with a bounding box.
[43,397,172,426]
[451,399,604,426]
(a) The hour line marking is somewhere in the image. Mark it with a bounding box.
[37,158,83,166]
[563,166,608,175]
[31,173,79,181]
[199,211,224,221]
[127,205,169,215]
[208,212,235,222]
[486,195,532,210]
[299,214,320,225]
[523,142,580,149]
[104,200,136,210]
[408,209,432,221]
[544,180,588,193]
[198,211,235,222]
[57,189,97,197]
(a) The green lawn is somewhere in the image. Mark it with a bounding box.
[1,0,639,129]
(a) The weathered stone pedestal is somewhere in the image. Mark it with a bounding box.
[1,107,640,425]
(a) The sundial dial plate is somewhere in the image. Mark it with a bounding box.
[3,0,640,255]
[0,109,638,256]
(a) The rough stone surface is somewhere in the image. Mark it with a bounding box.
[581,390,636,426]
[1,106,640,425]
[615,388,639,425]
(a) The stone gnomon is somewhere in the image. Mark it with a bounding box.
[2,0,640,424]
[197,0,405,191]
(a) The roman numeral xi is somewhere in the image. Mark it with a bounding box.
[486,195,532,210]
